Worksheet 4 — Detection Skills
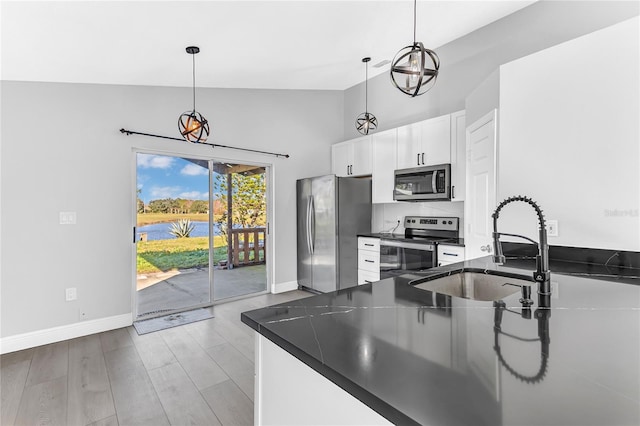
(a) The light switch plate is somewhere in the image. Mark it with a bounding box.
[65,287,77,301]
[60,211,77,225]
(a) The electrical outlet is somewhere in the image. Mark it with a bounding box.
[79,310,87,321]
[65,287,77,301]
[551,281,559,299]
[60,211,77,225]
[547,220,558,237]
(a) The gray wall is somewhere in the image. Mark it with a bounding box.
[343,0,639,139]
[1,82,343,337]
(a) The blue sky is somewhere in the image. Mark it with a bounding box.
[137,153,218,202]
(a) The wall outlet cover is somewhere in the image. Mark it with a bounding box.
[547,220,558,237]
[65,287,77,301]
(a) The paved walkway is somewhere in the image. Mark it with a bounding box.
[136,264,267,318]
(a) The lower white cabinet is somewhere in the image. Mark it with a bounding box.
[358,237,380,284]
[437,244,465,266]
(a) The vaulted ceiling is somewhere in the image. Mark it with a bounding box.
[1,1,535,90]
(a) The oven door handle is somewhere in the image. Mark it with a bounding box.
[380,240,434,251]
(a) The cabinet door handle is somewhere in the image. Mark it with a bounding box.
[364,243,374,247]
[347,165,350,175]
[421,153,425,165]
[351,165,353,175]
[417,153,420,166]
[364,259,375,263]
[451,185,455,199]
[442,252,458,256]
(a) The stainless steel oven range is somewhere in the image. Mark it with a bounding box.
[379,216,459,279]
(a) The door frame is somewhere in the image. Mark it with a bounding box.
[131,147,273,319]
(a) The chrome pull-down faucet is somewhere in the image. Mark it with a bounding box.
[492,196,551,306]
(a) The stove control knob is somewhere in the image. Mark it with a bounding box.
[448,221,452,225]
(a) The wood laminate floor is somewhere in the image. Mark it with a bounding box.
[0,290,312,426]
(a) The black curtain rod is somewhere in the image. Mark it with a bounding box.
[119,128,290,158]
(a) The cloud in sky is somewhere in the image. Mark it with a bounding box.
[137,154,174,169]
[181,163,208,176]
[179,191,209,200]
[150,186,182,199]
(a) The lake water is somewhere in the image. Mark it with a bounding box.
[138,221,219,241]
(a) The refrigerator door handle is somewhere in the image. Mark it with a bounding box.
[306,196,313,254]
[309,195,315,254]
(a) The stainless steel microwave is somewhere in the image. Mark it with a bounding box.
[394,164,451,201]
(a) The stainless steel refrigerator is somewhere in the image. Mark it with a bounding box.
[297,175,372,293]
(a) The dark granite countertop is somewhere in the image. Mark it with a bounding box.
[241,257,640,425]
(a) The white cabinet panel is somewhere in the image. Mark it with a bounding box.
[331,142,351,177]
[437,244,465,266]
[396,122,422,169]
[331,136,372,177]
[371,129,397,204]
[396,114,451,170]
[351,136,372,176]
[358,237,380,251]
[450,110,466,201]
[421,114,451,166]
[358,270,380,285]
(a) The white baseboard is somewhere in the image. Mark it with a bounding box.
[272,280,299,294]
[0,313,133,354]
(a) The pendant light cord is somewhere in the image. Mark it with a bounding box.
[365,61,368,114]
[413,0,417,45]
[192,53,196,112]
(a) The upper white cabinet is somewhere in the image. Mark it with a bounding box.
[396,114,451,169]
[371,128,398,204]
[331,136,372,177]
[450,110,466,201]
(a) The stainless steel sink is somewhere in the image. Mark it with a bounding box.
[412,272,533,301]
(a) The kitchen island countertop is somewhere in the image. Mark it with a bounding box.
[241,257,640,425]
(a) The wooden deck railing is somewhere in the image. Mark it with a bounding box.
[230,228,266,267]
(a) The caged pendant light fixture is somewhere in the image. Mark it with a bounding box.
[355,57,378,135]
[178,46,210,143]
[390,0,440,97]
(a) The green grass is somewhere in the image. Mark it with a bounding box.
[137,236,228,274]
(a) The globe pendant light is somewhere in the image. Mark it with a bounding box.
[178,46,210,143]
[390,0,440,97]
[355,57,378,135]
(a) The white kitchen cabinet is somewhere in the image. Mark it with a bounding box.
[371,128,397,204]
[357,237,380,284]
[396,114,451,169]
[331,136,372,177]
[437,244,465,266]
[450,110,466,201]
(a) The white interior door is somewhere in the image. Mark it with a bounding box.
[465,110,498,260]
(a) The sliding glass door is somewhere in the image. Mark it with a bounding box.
[134,152,268,319]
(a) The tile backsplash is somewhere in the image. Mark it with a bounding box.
[372,202,465,236]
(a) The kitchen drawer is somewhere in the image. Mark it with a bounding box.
[437,245,465,265]
[358,237,380,252]
[358,269,380,285]
[358,250,380,272]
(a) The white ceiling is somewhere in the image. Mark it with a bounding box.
[1,0,535,90]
